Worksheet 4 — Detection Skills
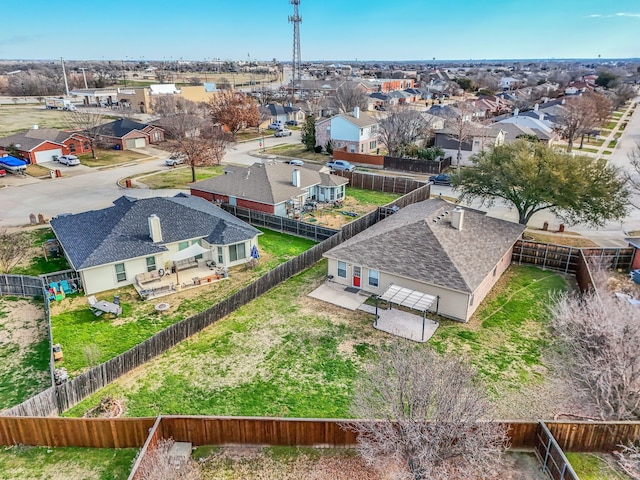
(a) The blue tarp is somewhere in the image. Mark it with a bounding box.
[0,156,27,167]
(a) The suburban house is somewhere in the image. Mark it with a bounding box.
[50,194,261,295]
[0,127,91,164]
[496,112,557,144]
[190,161,349,217]
[315,107,379,154]
[262,104,306,125]
[323,199,526,322]
[433,124,506,164]
[89,118,165,150]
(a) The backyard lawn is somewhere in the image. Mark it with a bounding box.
[10,227,70,276]
[63,263,567,420]
[0,297,50,411]
[133,165,224,189]
[0,445,137,480]
[50,228,316,376]
[565,453,632,480]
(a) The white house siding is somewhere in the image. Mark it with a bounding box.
[274,202,288,217]
[326,259,471,322]
[81,255,149,295]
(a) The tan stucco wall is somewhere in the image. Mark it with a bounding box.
[179,86,219,104]
[466,246,515,319]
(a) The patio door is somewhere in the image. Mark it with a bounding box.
[353,266,361,288]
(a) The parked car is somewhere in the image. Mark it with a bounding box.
[165,156,186,167]
[268,122,283,130]
[285,120,298,126]
[326,160,356,172]
[274,128,292,137]
[58,155,81,166]
[287,159,304,166]
[429,173,452,185]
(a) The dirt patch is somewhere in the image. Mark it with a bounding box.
[302,196,377,229]
[0,299,44,351]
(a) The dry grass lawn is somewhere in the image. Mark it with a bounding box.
[0,106,117,136]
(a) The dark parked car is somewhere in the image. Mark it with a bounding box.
[429,173,452,186]
[285,120,298,126]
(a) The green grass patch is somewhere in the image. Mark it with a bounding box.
[264,143,328,162]
[25,164,52,178]
[10,228,70,276]
[0,297,50,410]
[78,149,150,168]
[346,187,401,206]
[0,445,136,480]
[51,229,316,376]
[573,147,599,153]
[134,165,223,189]
[565,452,631,480]
[63,264,564,419]
[608,140,617,148]
[235,130,263,141]
[603,150,613,155]
[615,132,622,139]
[429,266,566,394]
[604,121,618,130]
[611,113,623,119]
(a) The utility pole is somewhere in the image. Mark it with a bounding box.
[61,57,70,96]
[79,67,89,89]
[288,0,302,100]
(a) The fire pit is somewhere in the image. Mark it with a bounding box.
[154,302,170,313]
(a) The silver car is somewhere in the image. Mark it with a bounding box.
[58,155,81,166]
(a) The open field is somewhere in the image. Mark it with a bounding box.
[0,445,136,480]
[63,263,568,420]
[193,446,548,480]
[78,149,151,168]
[134,165,224,189]
[50,228,316,376]
[0,297,50,411]
[0,106,119,136]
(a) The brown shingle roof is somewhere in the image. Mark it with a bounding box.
[324,198,525,293]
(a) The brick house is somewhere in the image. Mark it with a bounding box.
[0,127,92,164]
[89,118,165,150]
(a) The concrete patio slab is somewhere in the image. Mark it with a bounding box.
[369,306,439,343]
[308,282,367,310]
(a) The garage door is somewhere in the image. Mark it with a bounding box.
[35,149,62,164]
[125,138,146,149]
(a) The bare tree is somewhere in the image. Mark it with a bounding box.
[345,341,508,480]
[550,264,640,420]
[134,438,199,480]
[555,92,610,151]
[445,101,477,171]
[0,230,31,273]
[329,82,368,114]
[615,440,640,479]
[378,107,432,157]
[208,90,259,139]
[65,110,109,159]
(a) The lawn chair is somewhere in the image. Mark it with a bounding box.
[87,295,103,317]
[59,280,75,295]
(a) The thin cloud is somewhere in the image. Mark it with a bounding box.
[587,12,640,18]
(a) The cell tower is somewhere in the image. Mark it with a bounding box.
[288,0,302,97]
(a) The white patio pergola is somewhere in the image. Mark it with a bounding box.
[376,285,440,342]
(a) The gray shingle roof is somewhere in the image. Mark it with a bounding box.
[50,194,260,270]
[0,129,68,151]
[324,199,525,293]
[190,162,348,205]
[90,118,151,138]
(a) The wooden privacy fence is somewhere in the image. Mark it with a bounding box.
[0,274,45,297]
[220,205,339,241]
[536,422,579,480]
[383,155,451,174]
[333,150,384,166]
[3,185,431,417]
[331,170,428,195]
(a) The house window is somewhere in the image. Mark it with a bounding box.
[178,241,189,251]
[217,246,223,264]
[470,294,474,306]
[146,256,156,272]
[69,143,76,153]
[115,263,126,282]
[329,188,336,201]
[368,269,379,287]
[370,140,377,150]
[192,239,203,260]
[84,142,90,149]
[337,261,347,278]
[360,144,364,153]
[229,243,246,262]
[153,132,159,141]
[360,128,363,135]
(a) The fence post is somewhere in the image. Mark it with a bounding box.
[566,248,573,274]
[542,244,549,270]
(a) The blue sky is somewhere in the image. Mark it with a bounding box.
[1,0,637,61]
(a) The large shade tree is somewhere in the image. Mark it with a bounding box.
[453,139,629,225]
[378,107,432,157]
[207,90,259,139]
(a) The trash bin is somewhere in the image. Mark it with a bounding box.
[113,295,120,305]
[50,170,55,179]
[55,169,61,178]
[114,145,121,150]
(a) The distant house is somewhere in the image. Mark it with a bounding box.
[190,161,349,217]
[315,107,379,154]
[434,124,505,161]
[0,127,91,164]
[323,199,525,322]
[263,104,306,125]
[50,194,261,295]
[89,118,165,150]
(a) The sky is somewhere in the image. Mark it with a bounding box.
[1,0,638,61]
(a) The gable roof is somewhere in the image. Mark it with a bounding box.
[0,128,70,151]
[332,111,378,128]
[90,118,157,138]
[50,194,260,270]
[190,162,348,205]
[324,199,525,293]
